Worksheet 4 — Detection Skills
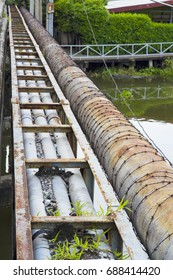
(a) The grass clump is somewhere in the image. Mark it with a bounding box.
[50,229,111,260]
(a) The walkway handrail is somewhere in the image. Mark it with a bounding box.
[61,42,173,58]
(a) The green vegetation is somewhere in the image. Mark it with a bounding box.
[116,196,132,213]
[50,229,111,260]
[54,0,173,44]
[113,249,129,260]
[96,205,112,216]
[120,90,133,101]
[51,237,84,260]
[54,0,109,44]
[48,199,131,260]
[89,58,173,80]
[49,209,61,216]
[49,199,132,217]
[70,201,91,216]
[5,0,22,5]
[50,228,130,260]
[5,0,18,4]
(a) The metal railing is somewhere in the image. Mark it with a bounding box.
[113,86,173,100]
[61,42,173,61]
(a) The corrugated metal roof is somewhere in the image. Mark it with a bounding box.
[106,0,173,12]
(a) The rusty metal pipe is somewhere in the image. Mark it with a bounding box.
[20,7,173,259]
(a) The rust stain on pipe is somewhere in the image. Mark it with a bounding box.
[20,7,173,259]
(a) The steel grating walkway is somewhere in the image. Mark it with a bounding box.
[9,6,148,260]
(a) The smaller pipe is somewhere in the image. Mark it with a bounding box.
[52,176,71,216]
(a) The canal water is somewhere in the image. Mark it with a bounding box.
[89,75,173,165]
[0,59,13,259]
[0,127,13,260]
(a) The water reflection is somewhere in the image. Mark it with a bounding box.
[1,129,11,176]
[114,86,173,100]
[89,75,173,163]
[130,119,173,164]
[5,145,10,174]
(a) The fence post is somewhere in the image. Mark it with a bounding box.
[102,45,104,56]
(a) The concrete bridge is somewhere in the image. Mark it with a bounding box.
[1,5,173,260]
[61,42,173,66]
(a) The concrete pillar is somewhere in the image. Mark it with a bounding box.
[129,60,135,70]
[149,59,153,68]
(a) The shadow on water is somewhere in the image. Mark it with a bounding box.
[0,207,13,259]
[0,127,13,260]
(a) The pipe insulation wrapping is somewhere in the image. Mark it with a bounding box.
[20,7,173,259]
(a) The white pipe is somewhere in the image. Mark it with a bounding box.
[17,58,51,260]
[19,52,113,258]
[37,82,114,258]
[43,89,115,258]
[52,176,71,216]
[19,60,71,217]
[37,83,95,213]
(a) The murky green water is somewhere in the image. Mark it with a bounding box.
[89,75,173,164]
[0,64,12,259]
[0,206,13,259]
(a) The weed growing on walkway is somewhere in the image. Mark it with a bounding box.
[50,229,111,260]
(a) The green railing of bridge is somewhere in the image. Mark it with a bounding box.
[61,42,173,59]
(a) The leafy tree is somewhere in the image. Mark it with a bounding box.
[5,0,28,6]
[5,0,18,4]
[54,0,109,43]
[54,0,173,44]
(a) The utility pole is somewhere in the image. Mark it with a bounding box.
[46,0,54,36]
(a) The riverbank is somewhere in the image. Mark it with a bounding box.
[88,58,173,81]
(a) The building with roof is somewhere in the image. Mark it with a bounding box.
[106,0,173,22]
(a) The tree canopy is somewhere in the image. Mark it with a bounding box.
[54,0,109,43]
[54,0,173,44]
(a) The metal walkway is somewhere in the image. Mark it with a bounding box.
[61,43,173,62]
[9,6,148,260]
